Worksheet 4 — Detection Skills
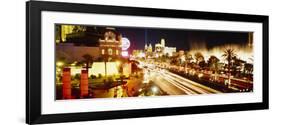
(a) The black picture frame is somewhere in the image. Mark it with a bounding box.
[26,1,269,124]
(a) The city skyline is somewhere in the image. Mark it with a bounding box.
[117,26,251,51]
[56,24,252,52]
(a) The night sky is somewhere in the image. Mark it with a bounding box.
[114,26,250,52]
[65,24,250,52]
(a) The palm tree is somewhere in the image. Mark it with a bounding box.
[103,55,109,81]
[194,52,204,64]
[82,54,93,72]
[194,52,205,69]
[185,54,193,69]
[208,55,220,81]
[222,48,237,87]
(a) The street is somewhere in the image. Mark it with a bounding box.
[143,63,221,96]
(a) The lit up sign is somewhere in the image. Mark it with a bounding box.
[121,37,130,50]
[121,51,129,57]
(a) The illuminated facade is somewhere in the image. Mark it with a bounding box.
[155,39,165,55]
[132,50,145,58]
[144,43,153,53]
[89,62,119,76]
[58,25,86,42]
[144,38,176,57]
[164,46,177,57]
[155,43,164,53]
[99,28,122,59]
[144,43,153,57]
[61,25,75,42]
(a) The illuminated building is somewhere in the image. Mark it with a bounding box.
[164,46,176,57]
[144,43,153,57]
[89,61,132,77]
[57,25,101,46]
[161,38,165,47]
[57,27,123,63]
[99,27,122,60]
[155,39,165,56]
[57,25,88,43]
[144,44,148,51]
[146,38,176,57]
[155,43,164,53]
[122,63,132,77]
[60,25,75,42]
[148,43,153,52]
[89,61,132,78]
[89,62,119,76]
[148,43,153,55]
[132,50,145,58]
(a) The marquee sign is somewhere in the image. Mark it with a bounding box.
[121,37,130,50]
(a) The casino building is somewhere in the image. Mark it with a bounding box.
[56,25,132,77]
[144,38,176,58]
[99,27,122,60]
[56,26,123,63]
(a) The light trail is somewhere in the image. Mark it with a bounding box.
[160,74,197,95]
[161,72,208,94]
[164,71,221,93]
[142,62,221,95]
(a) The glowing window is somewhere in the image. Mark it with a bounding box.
[116,50,119,55]
[101,49,105,55]
[108,48,113,55]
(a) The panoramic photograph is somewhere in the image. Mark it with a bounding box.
[55,24,254,100]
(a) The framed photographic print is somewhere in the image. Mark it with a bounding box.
[26,1,269,124]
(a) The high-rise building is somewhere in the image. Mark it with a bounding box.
[164,47,176,57]
[155,39,165,57]
[143,38,176,58]
[148,43,153,52]
[144,44,148,51]
[60,25,75,42]
[161,38,165,47]
[155,43,164,53]
[156,38,176,57]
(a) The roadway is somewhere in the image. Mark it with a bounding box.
[145,67,221,95]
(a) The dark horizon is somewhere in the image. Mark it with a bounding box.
[57,24,251,52]
[116,27,250,52]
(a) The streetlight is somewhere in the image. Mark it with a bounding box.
[116,61,121,67]
[151,86,158,94]
[198,73,204,78]
[56,61,64,67]
[56,61,64,84]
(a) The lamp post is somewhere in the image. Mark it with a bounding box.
[151,86,158,96]
[103,55,108,82]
